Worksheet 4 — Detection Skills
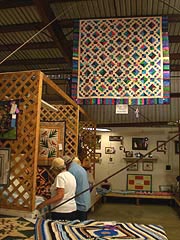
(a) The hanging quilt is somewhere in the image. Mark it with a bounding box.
[0,100,19,139]
[72,16,170,105]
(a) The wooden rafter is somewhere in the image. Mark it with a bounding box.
[32,0,72,64]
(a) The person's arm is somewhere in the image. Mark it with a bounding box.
[36,188,64,210]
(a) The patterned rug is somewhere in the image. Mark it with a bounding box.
[35,218,168,240]
[0,216,34,240]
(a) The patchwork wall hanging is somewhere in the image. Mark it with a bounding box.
[39,121,65,162]
[127,174,152,191]
[0,100,19,139]
[72,16,170,105]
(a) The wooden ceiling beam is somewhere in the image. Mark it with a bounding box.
[0,42,56,51]
[0,0,86,9]
[170,53,180,60]
[168,14,180,22]
[0,20,73,33]
[33,0,72,64]
[0,0,32,9]
[0,58,66,66]
[0,23,44,33]
[0,41,73,51]
[170,65,180,71]
[169,36,180,43]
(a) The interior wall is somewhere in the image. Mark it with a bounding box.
[95,127,179,192]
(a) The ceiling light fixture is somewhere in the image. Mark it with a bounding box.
[83,127,111,132]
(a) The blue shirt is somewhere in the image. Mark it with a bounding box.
[68,162,91,212]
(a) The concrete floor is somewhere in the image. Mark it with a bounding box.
[88,199,180,240]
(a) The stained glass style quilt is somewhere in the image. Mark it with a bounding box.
[72,17,170,105]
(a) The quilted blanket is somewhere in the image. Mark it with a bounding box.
[35,218,168,240]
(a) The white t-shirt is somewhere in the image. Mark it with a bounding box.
[50,171,77,213]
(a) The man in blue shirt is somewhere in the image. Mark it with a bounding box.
[63,155,91,221]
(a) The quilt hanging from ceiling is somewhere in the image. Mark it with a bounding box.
[72,16,170,105]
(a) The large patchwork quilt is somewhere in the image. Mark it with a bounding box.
[35,218,168,239]
[72,16,170,105]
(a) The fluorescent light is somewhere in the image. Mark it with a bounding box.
[83,127,111,132]
[96,128,111,132]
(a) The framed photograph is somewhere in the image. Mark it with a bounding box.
[143,161,153,171]
[109,136,123,142]
[175,141,179,154]
[127,174,152,191]
[95,153,101,163]
[96,135,101,150]
[105,147,115,154]
[125,151,133,157]
[126,161,138,171]
[157,141,166,152]
[159,185,173,192]
[0,148,11,185]
[132,138,148,150]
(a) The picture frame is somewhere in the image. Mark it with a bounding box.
[0,148,11,186]
[109,136,123,142]
[127,174,152,191]
[157,141,167,152]
[125,151,133,157]
[132,138,148,150]
[143,161,153,171]
[105,147,115,154]
[175,141,179,154]
[96,135,101,150]
[126,161,138,171]
[95,153,102,163]
[159,185,173,192]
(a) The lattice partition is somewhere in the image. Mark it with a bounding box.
[37,105,79,197]
[79,121,96,177]
[0,70,89,214]
[0,71,42,212]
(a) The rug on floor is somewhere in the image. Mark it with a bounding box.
[35,218,168,240]
[0,216,34,240]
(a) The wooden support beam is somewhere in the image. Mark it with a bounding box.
[33,0,72,63]
[170,53,180,60]
[43,74,89,118]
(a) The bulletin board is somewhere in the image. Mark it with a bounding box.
[127,174,152,191]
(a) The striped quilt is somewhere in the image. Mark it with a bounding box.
[35,218,168,239]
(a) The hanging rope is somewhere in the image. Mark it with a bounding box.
[0,6,72,65]
[159,0,180,13]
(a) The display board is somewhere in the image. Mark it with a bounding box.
[127,174,152,191]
